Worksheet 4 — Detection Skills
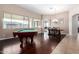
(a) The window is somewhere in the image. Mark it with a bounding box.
[23,17,29,28]
[12,15,24,28]
[3,13,41,29]
[3,13,29,29]
[33,19,40,28]
[33,21,38,28]
[29,17,33,28]
[3,13,12,29]
[43,20,49,28]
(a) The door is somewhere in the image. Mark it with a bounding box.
[72,14,78,39]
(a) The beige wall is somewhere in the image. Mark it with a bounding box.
[0,4,41,38]
[42,11,69,34]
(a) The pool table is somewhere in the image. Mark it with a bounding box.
[13,29,37,48]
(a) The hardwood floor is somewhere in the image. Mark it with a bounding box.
[0,32,65,54]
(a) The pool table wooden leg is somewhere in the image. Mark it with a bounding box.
[31,37,33,44]
[19,38,23,48]
[25,37,28,44]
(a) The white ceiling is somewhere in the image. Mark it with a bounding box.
[18,4,76,15]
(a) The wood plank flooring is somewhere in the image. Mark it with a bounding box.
[0,33,65,54]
